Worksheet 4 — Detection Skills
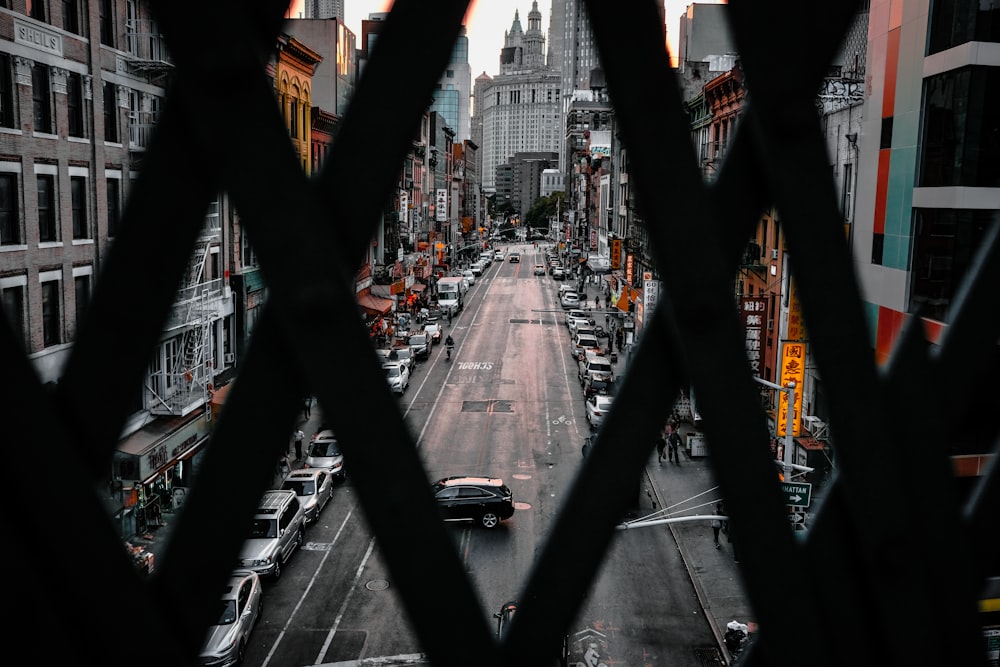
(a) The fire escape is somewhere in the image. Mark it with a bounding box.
[148,208,224,417]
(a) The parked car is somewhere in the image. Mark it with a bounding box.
[494,249,505,261]
[586,393,615,430]
[281,468,334,525]
[508,252,521,263]
[383,361,410,395]
[238,490,306,580]
[408,333,431,360]
[560,291,580,308]
[552,266,567,280]
[431,476,515,529]
[462,269,476,285]
[423,322,443,345]
[572,333,602,360]
[470,261,485,276]
[533,264,547,275]
[565,308,591,327]
[197,570,263,667]
[303,429,345,479]
[375,345,415,373]
[567,317,592,337]
[579,354,614,387]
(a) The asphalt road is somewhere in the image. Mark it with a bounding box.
[238,243,721,667]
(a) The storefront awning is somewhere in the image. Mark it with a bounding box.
[410,283,427,293]
[586,255,611,273]
[358,293,394,315]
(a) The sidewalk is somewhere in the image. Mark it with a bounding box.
[574,276,753,663]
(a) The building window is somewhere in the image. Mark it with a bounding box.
[103,82,118,142]
[62,0,81,34]
[27,0,46,21]
[99,0,114,47]
[1,282,26,350]
[67,72,84,137]
[71,176,88,239]
[74,273,91,334]
[41,279,62,347]
[37,174,57,242]
[32,63,53,134]
[927,0,1000,55]
[0,54,15,129]
[919,67,1000,188]
[909,208,993,323]
[107,178,121,237]
[0,173,19,245]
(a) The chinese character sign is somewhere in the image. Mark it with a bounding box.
[436,189,447,222]
[611,239,621,269]
[777,341,806,437]
[741,297,768,377]
[643,279,661,314]
[787,280,805,341]
[399,192,408,223]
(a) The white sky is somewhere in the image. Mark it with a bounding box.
[287,1,726,77]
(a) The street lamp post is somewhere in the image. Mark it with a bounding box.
[753,376,797,479]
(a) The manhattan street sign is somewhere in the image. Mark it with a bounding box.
[780,481,812,507]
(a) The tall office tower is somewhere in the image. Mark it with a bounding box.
[676,3,733,72]
[304,0,345,20]
[478,4,561,192]
[430,25,472,142]
[549,0,665,180]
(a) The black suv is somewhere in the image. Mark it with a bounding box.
[431,476,515,528]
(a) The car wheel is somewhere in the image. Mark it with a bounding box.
[272,559,282,580]
[481,512,500,529]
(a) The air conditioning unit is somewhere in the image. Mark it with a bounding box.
[224,352,235,364]
[803,415,825,433]
[771,248,779,260]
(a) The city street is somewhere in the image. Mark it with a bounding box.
[141,243,745,666]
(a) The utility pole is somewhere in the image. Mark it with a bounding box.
[753,376,796,479]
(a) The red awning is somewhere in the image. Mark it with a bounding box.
[410,283,427,292]
[358,294,394,315]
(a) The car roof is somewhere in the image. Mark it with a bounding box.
[435,476,505,488]
[285,469,322,481]
[311,429,336,441]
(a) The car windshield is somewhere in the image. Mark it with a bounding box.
[248,518,277,539]
[282,480,315,496]
[591,362,612,373]
[213,599,238,626]
[596,396,614,409]
[409,335,427,345]
[308,440,341,457]
[385,365,400,378]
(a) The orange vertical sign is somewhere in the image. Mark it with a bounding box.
[776,341,806,437]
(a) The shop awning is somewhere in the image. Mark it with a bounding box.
[358,293,394,315]
[410,283,427,293]
[586,255,611,273]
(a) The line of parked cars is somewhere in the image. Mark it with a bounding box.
[553,266,617,432]
[199,428,347,665]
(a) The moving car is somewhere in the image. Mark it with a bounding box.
[508,252,521,263]
[585,393,615,430]
[383,361,410,395]
[431,476,515,528]
[533,264,546,276]
[238,490,305,580]
[304,429,345,479]
[281,468,334,525]
[198,570,263,667]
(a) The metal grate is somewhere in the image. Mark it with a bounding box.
[3,1,997,666]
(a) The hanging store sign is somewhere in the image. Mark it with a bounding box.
[776,341,806,438]
[741,297,768,377]
[399,192,408,222]
[436,189,447,222]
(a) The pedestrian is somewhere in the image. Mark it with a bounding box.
[605,293,611,308]
[668,429,682,465]
[712,502,724,548]
[303,396,312,419]
[594,295,600,309]
[292,428,304,460]
[616,328,624,352]
[655,432,667,463]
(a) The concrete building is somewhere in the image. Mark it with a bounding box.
[478,4,561,192]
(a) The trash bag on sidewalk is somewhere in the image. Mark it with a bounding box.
[724,620,749,653]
